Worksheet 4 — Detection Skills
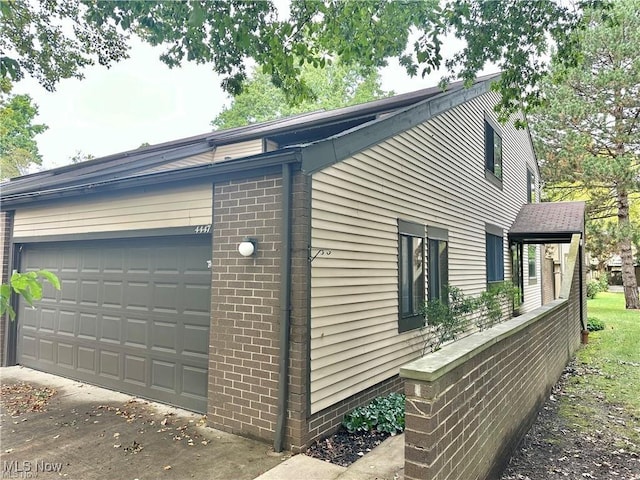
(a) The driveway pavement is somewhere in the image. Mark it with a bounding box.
[0,366,286,479]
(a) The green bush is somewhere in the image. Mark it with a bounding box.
[587,316,605,332]
[342,393,405,434]
[587,280,601,299]
[598,273,609,293]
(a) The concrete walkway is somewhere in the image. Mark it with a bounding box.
[254,433,404,480]
[1,366,403,479]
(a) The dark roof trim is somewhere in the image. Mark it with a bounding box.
[300,76,497,174]
[1,149,302,208]
[1,142,215,197]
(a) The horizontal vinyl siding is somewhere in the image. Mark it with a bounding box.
[213,140,264,162]
[310,91,538,413]
[13,183,212,238]
[522,244,542,313]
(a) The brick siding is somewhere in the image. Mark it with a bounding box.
[0,210,13,366]
[401,237,584,480]
[208,170,313,450]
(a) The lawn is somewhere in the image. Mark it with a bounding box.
[560,291,640,448]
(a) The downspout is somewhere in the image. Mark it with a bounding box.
[274,162,292,452]
[579,239,587,338]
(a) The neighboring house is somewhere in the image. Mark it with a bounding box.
[0,74,582,452]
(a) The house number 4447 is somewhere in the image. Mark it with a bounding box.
[194,224,211,234]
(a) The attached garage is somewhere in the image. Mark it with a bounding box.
[16,235,212,412]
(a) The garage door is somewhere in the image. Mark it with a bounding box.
[17,235,211,412]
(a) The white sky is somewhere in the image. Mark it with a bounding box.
[14,38,483,171]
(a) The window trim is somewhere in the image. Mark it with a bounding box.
[527,244,537,284]
[484,117,503,186]
[485,224,505,286]
[527,168,534,203]
[398,219,425,333]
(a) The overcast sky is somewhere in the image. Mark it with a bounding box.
[14,37,486,172]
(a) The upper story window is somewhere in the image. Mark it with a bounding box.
[484,119,503,182]
[486,224,505,286]
[398,219,425,333]
[527,168,535,203]
[427,227,449,304]
[528,245,537,281]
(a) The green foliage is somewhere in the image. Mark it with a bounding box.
[420,282,521,352]
[0,270,61,321]
[587,274,610,300]
[586,316,605,332]
[0,85,48,180]
[1,0,590,120]
[531,0,640,309]
[342,393,405,435]
[212,62,390,130]
[0,0,129,90]
[420,285,476,349]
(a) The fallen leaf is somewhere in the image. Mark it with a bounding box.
[163,465,172,470]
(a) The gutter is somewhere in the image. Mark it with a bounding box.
[274,162,293,452]
[1,150,302,208]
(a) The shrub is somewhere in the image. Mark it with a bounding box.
[598,273,609,293]
[342,393,405,434]
[587,317,605,332]
[587,280,601,299]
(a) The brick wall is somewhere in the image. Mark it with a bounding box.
[208,169,313,450]
[400,235,584,480]
[0,210,13,366]
[209,173,284,441]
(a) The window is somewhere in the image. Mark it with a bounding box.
[528,245,537,281]
[398,220,425,333]
[486,225,505,285]
[427,227,449,303]
[484,119,503,181]
[527,168,535,203]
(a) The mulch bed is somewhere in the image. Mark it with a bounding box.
[305,428,392,467]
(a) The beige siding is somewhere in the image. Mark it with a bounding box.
[213,140,264,162]
[13,183,212,238]
[310,91,539,413]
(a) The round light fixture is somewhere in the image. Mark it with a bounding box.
[238,239,256,257]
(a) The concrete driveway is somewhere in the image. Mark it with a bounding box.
[0,367,287,479]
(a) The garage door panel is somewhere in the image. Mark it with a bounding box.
[78,347,96,372]
[152,360,176,391]
[101,315,122,344]
[182,366,208,398]
[99,350,121,378]
[58,311,76,335]
[17,236,211,413]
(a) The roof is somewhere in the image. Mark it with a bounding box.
[509,202,585,243]
[1,73,502,207]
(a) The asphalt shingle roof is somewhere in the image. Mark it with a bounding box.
[509,201,585,242]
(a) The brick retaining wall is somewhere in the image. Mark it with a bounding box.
[400,234,584,480]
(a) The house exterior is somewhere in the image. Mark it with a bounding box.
[1,74,556,451]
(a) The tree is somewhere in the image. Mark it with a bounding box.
[212,63,390,130]
[531,0,640,309]
[0,81,48,180]
[69,151,95,164]
[2,1,588,119]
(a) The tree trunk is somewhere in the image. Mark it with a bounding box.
[617,189,640,309]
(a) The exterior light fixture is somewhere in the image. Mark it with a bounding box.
[238,238,256,257]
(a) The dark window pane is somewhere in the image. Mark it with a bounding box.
[412,238,424,313]
[401,235,411,314]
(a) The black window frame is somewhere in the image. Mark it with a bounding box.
[484,118,503,185]
[398,219,425,333]
[528,244,537,283]
[486,224,505,286]
[527,168,535,203]
[427,227,449,304]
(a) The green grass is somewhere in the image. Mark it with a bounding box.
[561,292,640,448]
